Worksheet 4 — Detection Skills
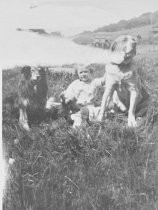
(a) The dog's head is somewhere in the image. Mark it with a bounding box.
[110,35,137,64]
[21,66,45,85]
[21,66,31,80]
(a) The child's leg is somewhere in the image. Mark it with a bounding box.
[71,107,90,128]
[71,112,82,128]
[87,105,100,121]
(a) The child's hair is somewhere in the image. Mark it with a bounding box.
[86,65,95,74]
[74,64,95,75]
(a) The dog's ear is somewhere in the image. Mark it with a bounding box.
[38,66,46,78]
[21,66,31,79]
[38,66,46,75]
[110,41,117,52]
[133,37,137,45]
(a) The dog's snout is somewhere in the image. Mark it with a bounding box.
[36,75,40,80]
[33,75,39,80]
[32,74,41,82]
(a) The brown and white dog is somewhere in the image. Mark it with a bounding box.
[98,35,149,127]
[18,66,48,130]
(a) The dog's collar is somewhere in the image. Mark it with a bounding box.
[111,62,120,66]
[110,62,124,68]
[110,62,131,68]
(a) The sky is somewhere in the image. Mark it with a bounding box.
[0,0,158,36]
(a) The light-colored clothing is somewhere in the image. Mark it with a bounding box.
[71,105,101,128]
[64,78,105,106]
[64,78,105,128]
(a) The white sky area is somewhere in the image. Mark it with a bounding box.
[0,0,158,36]
[0,29,126,68]
[0,0,158,68]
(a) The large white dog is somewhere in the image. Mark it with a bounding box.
[98,35,150,127]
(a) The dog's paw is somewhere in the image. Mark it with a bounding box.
[97,114,103,122]
[128,115,137,127]
[20,122,30,131]
[118,103,127,112]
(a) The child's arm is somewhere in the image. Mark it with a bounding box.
[60,80,78,104]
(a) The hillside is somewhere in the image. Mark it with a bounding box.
[73,25,154,46]
[73,11,158,46]
[94,10,158,33]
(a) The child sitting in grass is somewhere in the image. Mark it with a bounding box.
[61,65,107,128]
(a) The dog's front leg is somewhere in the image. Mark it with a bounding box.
[98,85,114,121]
[128,90,138,127]
[113,91,127,112]
[19,108,30,131]
[98,63,123,122]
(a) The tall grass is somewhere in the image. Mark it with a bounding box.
[2,56,158,210]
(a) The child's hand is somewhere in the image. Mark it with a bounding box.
[45,97,60,110]
[45,96,56,109]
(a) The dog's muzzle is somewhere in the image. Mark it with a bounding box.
[124,46,136,60]
[31,76,41,85]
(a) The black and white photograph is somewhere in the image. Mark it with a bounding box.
[1,0,158,209]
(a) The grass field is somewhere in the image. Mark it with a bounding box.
[2,44,158,210]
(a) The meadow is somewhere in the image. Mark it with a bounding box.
[2,44,158,210]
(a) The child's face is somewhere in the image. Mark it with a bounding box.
[78,68,92,82]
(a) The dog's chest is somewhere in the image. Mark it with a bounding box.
[106,63,135,84]
[115,65,136,105]
[113,63,137,91]
[34,85,38,93]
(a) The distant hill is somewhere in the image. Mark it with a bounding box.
[94,10,158,33]
[73,11,158,46]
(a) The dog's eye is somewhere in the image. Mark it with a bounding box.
[123,37,128,42]
[132,38,136,42]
